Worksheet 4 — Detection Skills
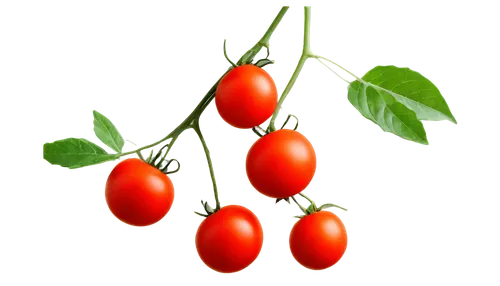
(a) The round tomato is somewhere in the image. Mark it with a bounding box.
[246,129,316,198]
[215,64,278,129]
[105,158,174,227]
[195,205,264,273]
[289,211,347,270]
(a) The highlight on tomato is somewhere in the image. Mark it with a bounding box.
[105,158,175,227]
[289,211,347,270]
[195,205,264,273]
[215,64,278,129]
[246,129,316,198]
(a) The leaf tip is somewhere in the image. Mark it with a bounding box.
[405,138,432,149]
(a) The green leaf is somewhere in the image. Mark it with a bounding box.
[345,63,458,147]
[348,81,429,145]
[353,66,456,123]
[93,110,124,153]
[44,138,119,169]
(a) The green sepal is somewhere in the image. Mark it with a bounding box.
[254,58,274,68]
[280,112,302,130]
[318,203,348,211]
[294,215,304,219]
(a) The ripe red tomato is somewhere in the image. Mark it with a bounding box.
[195,205,264,273]
[215,64,278,129]
[289,211,347,270]
[246,129,316,198]
[105,158,174,227]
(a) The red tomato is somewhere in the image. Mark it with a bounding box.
[246,129,316,198]
[215,64,278,129]
[195,205,264,273]
[289,211,347,270]
[105,158,174,227]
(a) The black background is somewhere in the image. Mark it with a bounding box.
[35,1,466,283]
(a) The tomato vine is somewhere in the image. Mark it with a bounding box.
[43,5,456,273]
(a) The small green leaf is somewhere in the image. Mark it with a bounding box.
[93,110,124,153]
[44,138,119,169]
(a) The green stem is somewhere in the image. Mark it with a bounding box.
[119,112,194,157]
[311,52,363,84]
[222,39,237,67]
[164,137,180,157]
[116,4,289,217]
[298,193,318,210]
[268,6,313,132]
[289,197,307,215]
[237,6,289,65]
[259,7,289,49]
[193,122,220,210]
[121,67,233,159]
[119,7,288,211]
[123,6,289,158]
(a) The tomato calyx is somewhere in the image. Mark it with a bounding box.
[251,126,268,137]
[254,58,274,68]
[195,200,219,218]
[280,112,302,130]
[273,193,349,218]
[138,147,181,175]
[221,38,276,68]
[252,114,299,138]
[221,38,239,68]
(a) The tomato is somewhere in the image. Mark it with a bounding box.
[215,64,278,129]
[195,205,264,273]
[246,129,316,198]
[289,211,347,270]
[105,158,174,227]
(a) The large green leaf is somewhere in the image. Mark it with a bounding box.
[348,65,456,144]
[360,66,456,123]
[93,110,124,153]
[349,82,428,144]
[43,138,119,169]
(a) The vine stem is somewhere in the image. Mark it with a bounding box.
[122,6,290,157]
[288,197,307,214]
[118,6,289,212]
[311,52,365,84]
[298,193,318,210]
[237,7,289,65]
[118,80,221,158]
[193,122,220,210]
[268,6,313,132]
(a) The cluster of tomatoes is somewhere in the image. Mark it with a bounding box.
[104,64,347,273]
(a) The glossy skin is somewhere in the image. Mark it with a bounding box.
[246,129,316,198]
[195,205,264,273]
[105,158,174,227]
[289,211,347,270]
[215,64,278,129]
